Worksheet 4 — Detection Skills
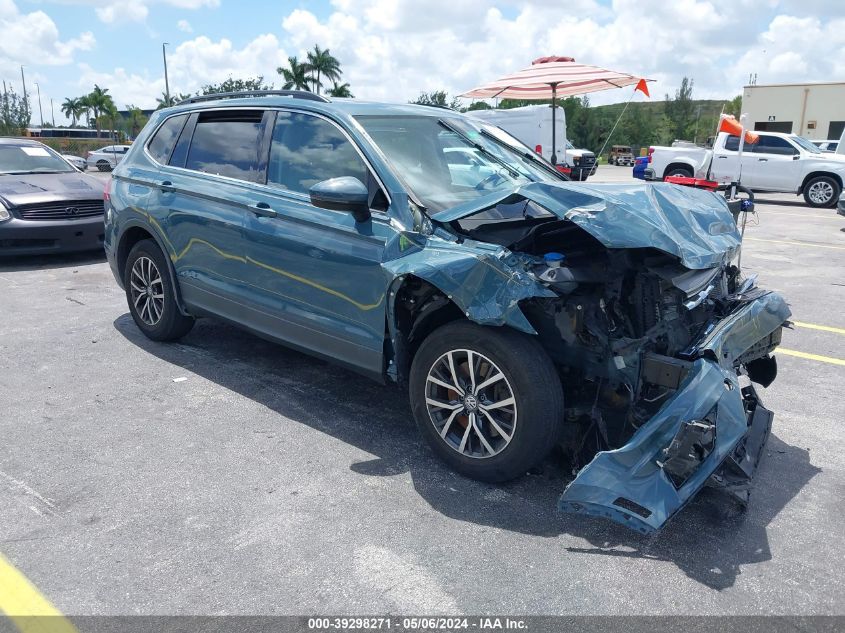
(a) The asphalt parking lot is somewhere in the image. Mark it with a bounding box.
[1,165,843,616]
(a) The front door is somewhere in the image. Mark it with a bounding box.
[746,135,801,191]
[241,110,396,376]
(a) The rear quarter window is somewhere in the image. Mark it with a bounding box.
[147,115,188,164]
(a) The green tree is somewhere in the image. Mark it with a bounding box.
[123,105,148,137]
[86,85,115,138]
[466,101,491,111]
[411,90,461,110]
[155,92,191,109]
[724,95,742,117]
[0,85,31,135]
[305,45,341,95]
[277,57,311,91]
[327,81,353,98]
[664,76,696,142]
[198,77,271,96]
[60,97,85,127]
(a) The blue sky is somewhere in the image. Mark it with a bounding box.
[1,0,843,125]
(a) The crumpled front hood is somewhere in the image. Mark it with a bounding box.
[0,172,102,207]
[431,181,742,270]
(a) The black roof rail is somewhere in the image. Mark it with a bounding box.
[178,90,330,105]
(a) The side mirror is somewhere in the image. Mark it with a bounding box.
[309,176,371,223]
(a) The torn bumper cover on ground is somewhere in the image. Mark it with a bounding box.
[559,290,791,534]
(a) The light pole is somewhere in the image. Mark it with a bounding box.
[50,98,55,126]
[162,43,171,105]
[34,82,44,128]
[20,66,28,115]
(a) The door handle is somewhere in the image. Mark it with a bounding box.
[250,202,277,218]
[716,155,727,159]
[758,158,768,162]
[159,180,175,192]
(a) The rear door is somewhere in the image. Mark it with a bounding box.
[149,108,270,322]
[241,109,395,376]
[710,135,757,185]
[746,135,801,191]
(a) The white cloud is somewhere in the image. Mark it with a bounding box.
[0,0,94,68]
[76,33,289,108]
[95,2,149,24]
[72,0,845,114]
[177,19,193,33]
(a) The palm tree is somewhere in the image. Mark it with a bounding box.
[277,57,311,91]
[77,95,92,128]
[124,105,148,137]
[327,82,353,98]
[155,92,190,109]
[87,85,114,138]
[305,45,341,95]
[60,97,82,126]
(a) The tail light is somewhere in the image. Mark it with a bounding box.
[535,144,542,155]
[647,147,654,163]
[103,178,112,203]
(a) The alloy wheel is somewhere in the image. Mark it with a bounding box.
[129,256,164,326]
[424,349,517,459]
[808,181,834,205]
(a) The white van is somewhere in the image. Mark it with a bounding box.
[469,105,597,181]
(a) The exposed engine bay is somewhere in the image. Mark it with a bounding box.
[438,194,788,531]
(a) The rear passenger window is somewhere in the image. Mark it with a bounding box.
[147,115,188,164]
[185,110,264,182]
[267,112,368,194]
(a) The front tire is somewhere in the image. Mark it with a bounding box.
[124,239,194,341]
[409,321,564,483]
[803,175,840,208]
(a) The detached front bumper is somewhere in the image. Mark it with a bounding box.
[559,290,791,533]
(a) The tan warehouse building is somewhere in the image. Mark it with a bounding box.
[741,81,845,140]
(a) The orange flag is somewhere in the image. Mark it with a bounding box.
[719,114,759,144]
[635,78,650,98]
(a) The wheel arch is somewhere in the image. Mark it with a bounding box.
[116,220,190,316]
[799,171,843,193]
[662,162,695,179]
[385,274,466,386]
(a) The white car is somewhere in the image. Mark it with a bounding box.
[87,145,132,172]
[62,154,87,171]
[646,132,845,208]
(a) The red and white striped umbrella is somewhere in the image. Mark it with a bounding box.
[460,56,651,165]
[460,56,651,100]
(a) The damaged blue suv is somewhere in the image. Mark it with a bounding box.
[104,91,790,533]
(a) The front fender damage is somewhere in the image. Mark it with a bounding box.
[382,232,556,335]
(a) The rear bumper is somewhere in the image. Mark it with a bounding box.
[0,216,105,256]
[559,290,791,533]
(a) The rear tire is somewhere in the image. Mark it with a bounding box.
[803,175,840,208]
[409,321,564,483]
[665,166,694,179]
[124,239,194,341]
[97,161,111,172]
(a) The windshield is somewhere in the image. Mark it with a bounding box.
[355,115,562,213]
[0,144,76,174]
[791,136,822,154]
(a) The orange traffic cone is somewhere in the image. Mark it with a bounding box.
[719,115,759,144]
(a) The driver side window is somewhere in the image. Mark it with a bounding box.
[267,112,369,195]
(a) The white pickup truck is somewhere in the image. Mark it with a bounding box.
[645,131,845,207]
